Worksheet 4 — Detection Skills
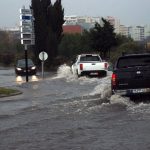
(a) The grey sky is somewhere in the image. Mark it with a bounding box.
[0,0,149,28]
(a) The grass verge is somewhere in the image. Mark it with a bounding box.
[0,87,21,97]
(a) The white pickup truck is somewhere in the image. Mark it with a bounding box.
[71,54,108,77]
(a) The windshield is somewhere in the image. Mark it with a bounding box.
[80,55,100,61]
[117,55,150,68]
[17,59,34,67]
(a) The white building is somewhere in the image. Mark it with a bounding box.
[144,25,150,39]
[64,15,121,31]
[64,16,103,30]
[64,15,150,42]
[106,16,120,34]
[129,26,145,41]
[64,15,78,25]
[119,25,129,37]
[64,15,102,25]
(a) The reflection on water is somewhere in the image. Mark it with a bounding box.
[32,75,38,81]
[16,76,23,84]
[16,75,39,84]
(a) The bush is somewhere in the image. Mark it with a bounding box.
[0,53,15,66]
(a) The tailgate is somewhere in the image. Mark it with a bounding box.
[79,62,106,71]
[116,66,150,89]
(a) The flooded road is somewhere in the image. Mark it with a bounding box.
[0,65,150,150]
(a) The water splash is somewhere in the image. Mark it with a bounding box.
[89,76,112,99]
[52,64,77,82]
[109,94,131,105]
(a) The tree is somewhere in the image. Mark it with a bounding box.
[31,0,64,65]
[0,30,11,52]
[116,34,133,45]
[58,31,92,58]
[31,0,49,64]
[46,0,64,61]
[110,41,143,63]
[89,18,116,58]
[58,34,83,58]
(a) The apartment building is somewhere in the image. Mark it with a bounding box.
[64,15,150,41]
[64,15,78,25]
[106,16,120,34]
[64,16,103,30]
[144,25,150,39]
[64,15,100,25]
[129,26,145,41]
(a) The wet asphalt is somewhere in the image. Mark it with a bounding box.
[0,66,150,150]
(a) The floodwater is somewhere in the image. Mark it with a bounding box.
[0,65,150,150]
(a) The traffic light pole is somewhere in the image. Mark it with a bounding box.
[25,44,28,82]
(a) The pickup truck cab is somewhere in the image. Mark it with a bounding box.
[111,53,150,96]
[71,54,108,77]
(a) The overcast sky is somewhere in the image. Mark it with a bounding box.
[0,0,149,28]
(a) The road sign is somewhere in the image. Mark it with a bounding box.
[21,27,33,33]
[21,15,32,20]
[20,8,31,14]
[20,20,32,26]
[39,52,48,79]
[21,33,31,39]
[39,51,48,61]
[21,39,32,45]
[20,7,35,45]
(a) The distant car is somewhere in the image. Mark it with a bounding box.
[111,53,150,96]
[15,59,37,76]
[71,54,108,77]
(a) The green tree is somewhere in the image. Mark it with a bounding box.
[0,30,10,52]
[46,0,64,61]
[110,41,142,63]
[58,31,92,58]
[89,18,116,59]
[80,30,91,52]
[58,34,83,58]
[116,34,133,45]
[31,0,50,64]
[31,0,64,65]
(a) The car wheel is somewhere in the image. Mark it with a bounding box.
[104,71,107,77]
[76,70,81,78]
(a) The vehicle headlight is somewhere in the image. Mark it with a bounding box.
[31,66,36,70]
[17,67,22,71]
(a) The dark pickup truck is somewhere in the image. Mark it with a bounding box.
[111,53,150,96]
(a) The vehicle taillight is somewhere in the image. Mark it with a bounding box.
[104,63,108,69]
[112,73,117,86]
[80,64,83,70]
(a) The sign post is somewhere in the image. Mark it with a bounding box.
[39,51,48,79]
[24,45,28,82]
[20,6,35,82]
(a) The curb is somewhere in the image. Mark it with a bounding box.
[0,91,23,98]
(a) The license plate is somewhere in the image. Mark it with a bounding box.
[24,70,30,72]
[90,72,98,75]
[132,89,150,94]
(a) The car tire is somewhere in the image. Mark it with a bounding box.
[76,70,81,78]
